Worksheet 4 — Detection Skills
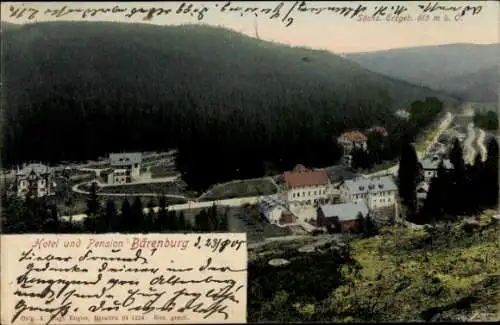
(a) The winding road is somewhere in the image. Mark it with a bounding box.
[367,111,455,178]
[477,128,487,160]
[464,122,477,164]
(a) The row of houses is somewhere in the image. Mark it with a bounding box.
[259,164,398,232]
[337,127,388,167]
[13,152,144,199]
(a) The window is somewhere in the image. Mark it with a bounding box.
[314,191,317,195]
[292,193,295,198]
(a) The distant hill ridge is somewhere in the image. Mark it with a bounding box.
[345,43,500,102]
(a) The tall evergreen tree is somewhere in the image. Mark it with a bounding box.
[483,138,499,207]
[208,204,219,231]
[421,173,443,223]
[104,199,118,232]
[85,182,101,217]
[356,212,365,233]
[156,195,168,232]
[131,197,145,232]
[363,215,378,237]
[120,199,132,233]
[178,211,187,232]
[449,139,466,215]
[144,199,156,233]
[398,140,419,214]
[168,210,178,232]
[220,208,229,231]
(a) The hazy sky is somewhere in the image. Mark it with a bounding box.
[1,1,499,53]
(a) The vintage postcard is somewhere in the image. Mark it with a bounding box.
[1,1,499,324]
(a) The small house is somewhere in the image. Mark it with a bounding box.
[108,152,142,184]
[317,202,369,232]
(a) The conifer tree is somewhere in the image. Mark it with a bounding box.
[483,138,499,207]
[120,199,132,233]
[131,197,144,232]
[398,140,419,214]
[104,199,118,232]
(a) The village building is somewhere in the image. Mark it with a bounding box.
[338,130,368,153]
[258,195,297,226]
[106,152,142,185]
[419,155,453,183]
[338,131,368,167]
[395,109,411,120]
[365,126,388,137]
[283,164,332,208]
[339,175,397,210]
[15,163,54,198]
[416,182,430,207]
[316,201,369,232]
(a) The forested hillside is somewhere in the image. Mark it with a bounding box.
[2,22,454,190]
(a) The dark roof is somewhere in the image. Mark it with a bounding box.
[109,152,142,166]
[319,202,369,221]
[324,165,358,183]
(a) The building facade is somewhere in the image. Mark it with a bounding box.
[338,131,368,167]
[259,195,297,225]
[316,201,369,232]
[339,175,397,210]
[338,130,368,153]
[283,164,332,208]
[419,155,453,182]
[107,152,142,185]
[15,163,54,199]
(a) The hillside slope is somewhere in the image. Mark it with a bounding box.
[1,22,454,188]
[3,22,451,110]
[346,43,499,102]
[437,66,499,103]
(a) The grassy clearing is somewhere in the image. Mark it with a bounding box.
[329,210,499,322]
[98,182,189,196]
[150,165,178,178]
[417,124,441,153]
[200,178,277,201]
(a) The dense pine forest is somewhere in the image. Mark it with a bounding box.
[2,22,455,191]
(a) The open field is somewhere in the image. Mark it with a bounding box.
[150,164,178,178]
[333,210,499,322]
[199,178,278,201]
[416,124,442,153]
[96,181,194,196]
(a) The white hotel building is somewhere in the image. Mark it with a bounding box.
[339,175,398,210]
[282,164,333,208]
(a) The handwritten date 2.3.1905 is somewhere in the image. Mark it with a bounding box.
[0,233,248,325]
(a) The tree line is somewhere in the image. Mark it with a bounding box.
[1,182,229,234]
[398,134,499,223]
[473,110,499,130]
[3,82,446,193]
[351,97,444,170]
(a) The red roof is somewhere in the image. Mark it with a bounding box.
[366,126,388,136]
[340,131,368,141]
[284,164,329,188]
